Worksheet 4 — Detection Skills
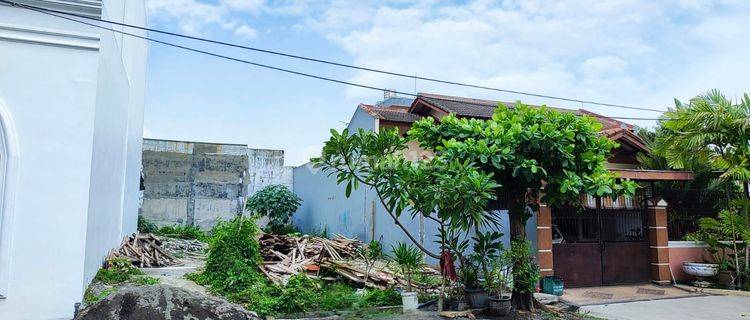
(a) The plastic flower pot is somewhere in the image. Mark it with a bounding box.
[488,294,512,316]
[401,291,418,311]
[463,287,488,309]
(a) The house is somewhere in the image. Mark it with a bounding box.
[140,138,294,230]
[0,1,147,318]
[294,92,695,288]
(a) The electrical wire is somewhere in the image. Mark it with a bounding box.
[0,0,668,114]
[0,0,667,121]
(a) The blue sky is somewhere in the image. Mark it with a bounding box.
[143,0,750,165]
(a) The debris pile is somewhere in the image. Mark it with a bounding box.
[107,233,180,268]
[258,233,439,289]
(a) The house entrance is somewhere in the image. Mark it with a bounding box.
[551,194,651,287]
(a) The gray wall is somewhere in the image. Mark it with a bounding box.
[141,139,293,230]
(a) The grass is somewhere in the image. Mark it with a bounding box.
[155,224,208,241]
[132,275,160,286]
[84,287,117,304]
[94,259,145,284]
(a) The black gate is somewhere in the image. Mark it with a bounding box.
[552,195,650,287]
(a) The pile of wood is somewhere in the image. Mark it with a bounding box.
[106,233,180,268]
[258,233,439,290]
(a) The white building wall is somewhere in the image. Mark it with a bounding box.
[82,0,147,289]
[0,1,147,319]
[0,5,99,319]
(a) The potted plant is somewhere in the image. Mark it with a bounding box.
[485,253,512,316]
[459,263,487,309]
[391,242,424,312]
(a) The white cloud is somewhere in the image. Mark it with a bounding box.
[233,25,258,39]
[143,127,153,138]
[303,0,750,118]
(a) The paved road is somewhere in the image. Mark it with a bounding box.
[581,295,750,320]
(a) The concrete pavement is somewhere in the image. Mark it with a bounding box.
[581,295,750,320]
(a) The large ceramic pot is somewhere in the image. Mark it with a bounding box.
[464,287,488,309]
[488,294,512,316]
[682,262,719,278]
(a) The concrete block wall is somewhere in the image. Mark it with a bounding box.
[141,139,293,230]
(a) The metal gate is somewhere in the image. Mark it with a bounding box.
[551,196,650,287]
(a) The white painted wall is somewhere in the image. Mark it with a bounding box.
[0,1,147,319]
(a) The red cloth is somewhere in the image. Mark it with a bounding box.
[440,250,457,281]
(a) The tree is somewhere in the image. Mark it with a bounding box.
[245,185,302,234]
[652,89,750,288]
[409,102,636,309]
[313,128,499,310]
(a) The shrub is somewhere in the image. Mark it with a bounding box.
[245,185,302,233]
[275,274,321,313]
[318,283,359,311]
[137,215,158,234]
[390,242,424,292]
[508,240,540,294]
[362,288,401,307]
[198,216,264,294]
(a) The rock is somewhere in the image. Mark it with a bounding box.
[533,292,559,305]
[75,284,260,320]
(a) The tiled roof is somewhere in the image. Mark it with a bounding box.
[360,104,423,123]
[410,93,647,152]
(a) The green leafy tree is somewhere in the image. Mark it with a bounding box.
[246,185,302,234]
[409,102,636,309]
[653,90,750,288]
[313,127,499,310]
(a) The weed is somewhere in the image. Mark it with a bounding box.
[156,224,207,241]
[95,258,144,284]
[84,287,117,304]
[361,288,401,307]
[138,215,158,234]
[318,283,359,311]
[132,276,160,286]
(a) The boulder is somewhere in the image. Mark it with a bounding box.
[533,292,559,305]
[75,284,260,320]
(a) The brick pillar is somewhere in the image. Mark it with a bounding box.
[537,203,553,277]
[646,198,670,285]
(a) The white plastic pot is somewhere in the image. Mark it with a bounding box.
[401,291,419,311]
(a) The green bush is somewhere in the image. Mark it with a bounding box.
[275,274,321,313]
[362,288,401,307]
[508,240,540,294]
[198,216,264,294]
[318,283,359,311]
[137,215,158,234]
[156,224,207,242]
[245,185,302,233]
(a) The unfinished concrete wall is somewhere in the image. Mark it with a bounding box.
[142,139,248,230]
[141,139,293,230]
[247,149,294,196]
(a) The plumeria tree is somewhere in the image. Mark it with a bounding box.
[313,128,499,310]
[409,102,637,309]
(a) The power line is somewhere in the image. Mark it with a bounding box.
[0,0,667,114]
[2,0,667,122]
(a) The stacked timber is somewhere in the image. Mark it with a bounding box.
[106,233,180,268]
[257,233,439,289]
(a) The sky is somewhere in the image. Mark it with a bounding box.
[143,0,750,166]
